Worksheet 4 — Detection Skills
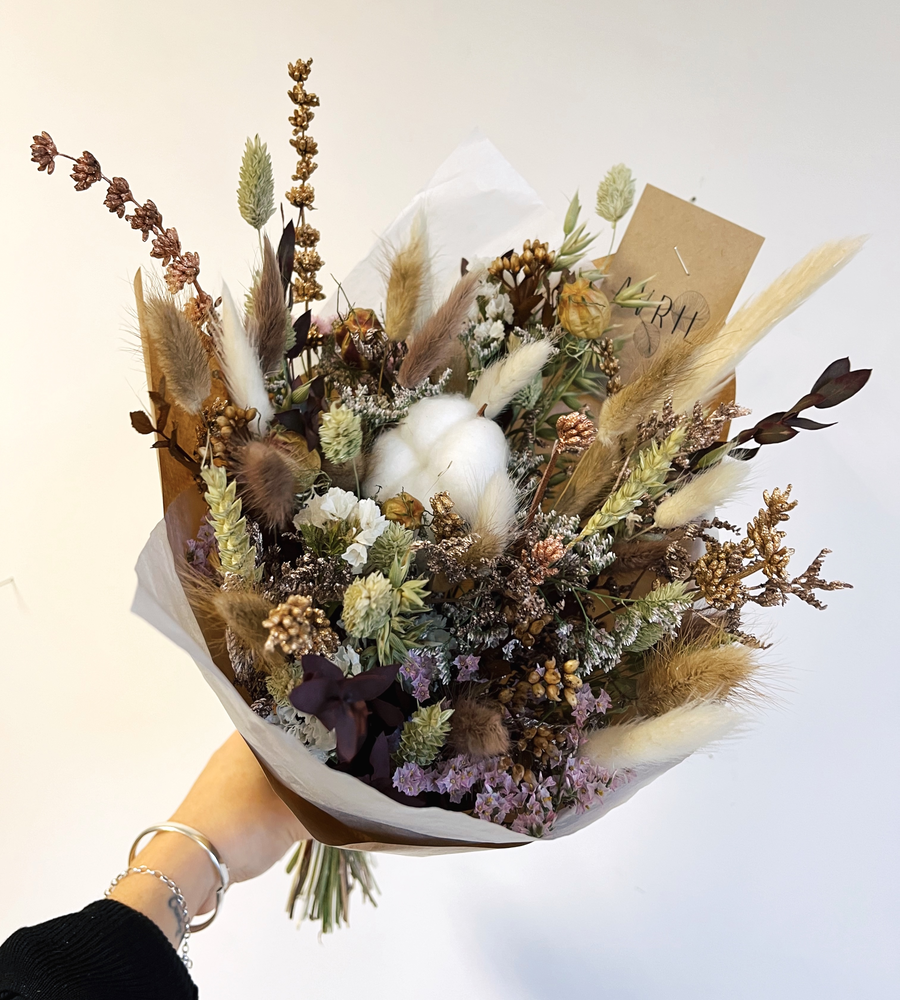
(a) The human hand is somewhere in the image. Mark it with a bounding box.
[109,732,308,946]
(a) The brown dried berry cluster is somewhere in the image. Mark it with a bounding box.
[488,239,555,280]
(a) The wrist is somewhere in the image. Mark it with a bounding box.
[108,833,220,948]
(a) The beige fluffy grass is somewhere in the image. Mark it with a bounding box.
[248,235,290,374]
[653,458,750,528]
[449,698,510,759]
[141,292,211,414]
[383,214,430,343]
[635,640,761,716]
[559,237,865,516]
[466,471,518,562]
[583,701,742,772]
[183,573,282,673]
[397,268,484,388]
[673,236,867,410]
[469,340,555,419]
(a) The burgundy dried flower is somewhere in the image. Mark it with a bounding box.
[126,199,163,241]
[30,131,58,174]
[289,655,399,762]
[71,151,102,191]
[103,176,134,218]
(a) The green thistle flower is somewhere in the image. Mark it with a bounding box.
[342,572,393,638]
[396,703,454,766]
[201,465,262,582]
[319,404,363,465]
[237,135,275,231]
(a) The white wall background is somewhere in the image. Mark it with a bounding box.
[1,1,898,996]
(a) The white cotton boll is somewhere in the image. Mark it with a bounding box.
[654,458,751,529]
[397,395,475,451]
[582,702,743,772]
[363,432,418,500]
[430,416,510,522]
[469,340,555,419]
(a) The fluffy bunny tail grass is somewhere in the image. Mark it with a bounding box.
[654,458,750,529]
[583,701,743,772]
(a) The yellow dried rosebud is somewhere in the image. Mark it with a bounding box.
[382,491,425,529]
[557,278,611,339]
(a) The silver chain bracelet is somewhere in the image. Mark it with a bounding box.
[106,866,193,968]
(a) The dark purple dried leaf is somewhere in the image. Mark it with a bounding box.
[277,220,296,292]
[130,410,155,435]
[343,665,399,703]
[813,369,871,408]
[788,392,825,413]
[811,357,851,394]
[753,424,799,445]
[783,416,836,431]
[288,309,311,358]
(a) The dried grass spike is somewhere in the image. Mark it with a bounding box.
[636,640,761,716]
[214,285,275,427]
[469,340,555,419]
[449,698,510,759]
[397,267,484,388]
[384,213,430,343]
[249,235,290,373]
[232,438,301,529]
[654,458,750,529]
[142,293,211,414]
[583,701,742,772]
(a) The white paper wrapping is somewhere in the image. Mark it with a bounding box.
[131,134,678,854]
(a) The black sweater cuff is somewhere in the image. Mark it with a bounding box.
[0,898,197,999]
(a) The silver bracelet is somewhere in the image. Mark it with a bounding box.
[106,866,192,968]
[128,822,230,932]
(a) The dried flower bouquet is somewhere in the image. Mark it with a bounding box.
[32,56,869,931]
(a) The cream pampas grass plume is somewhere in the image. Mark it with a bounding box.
[214,285,275,427]
[467,471,518,561]
[654,458,750,529]
[384,213,430,343]
[635,641,761,716]
[248,235,290,374]
[140,288,211,414]
[583,701,742,772]
[397,267,484,388]
[561,238,866,516]
[673,237,868,410]
[469,340,555,419]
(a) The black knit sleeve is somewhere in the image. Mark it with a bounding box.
[0,899,198,999]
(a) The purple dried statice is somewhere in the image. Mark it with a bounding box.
[400,650,436,702]
[453,653,481,682]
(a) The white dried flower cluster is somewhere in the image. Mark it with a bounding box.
[319,403,363,464]
[293,487,388,572]
[472,279,514,349]
[275,704,336,760]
